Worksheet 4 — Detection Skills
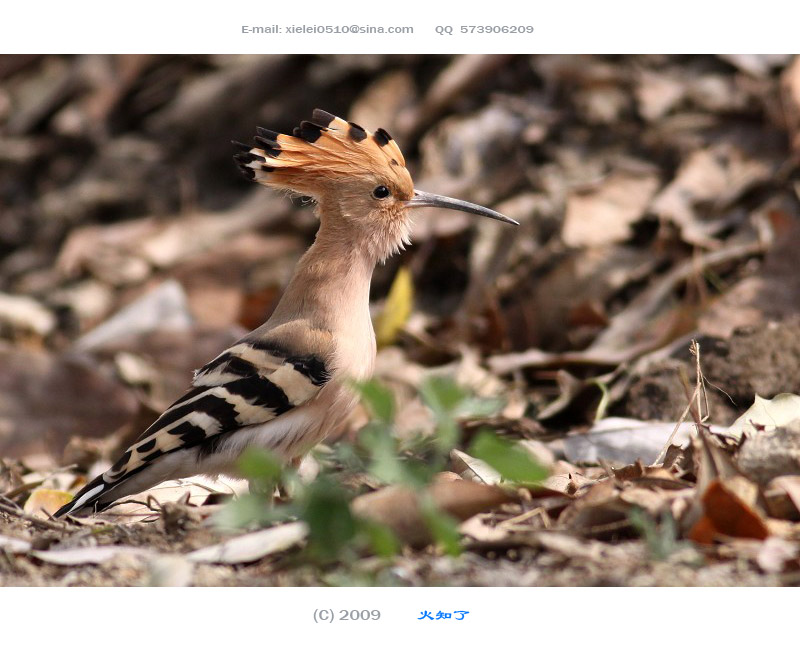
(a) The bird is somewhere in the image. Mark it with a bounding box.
[55,109,517,517]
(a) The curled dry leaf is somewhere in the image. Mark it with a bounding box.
[450,449,502,485]
[538,474,588,497]
[693,429,743,493]
[725,393,800,484]
[351,478,516,547]
[725,393,800,442]
[635,70,686,121]
[688,478,769,544]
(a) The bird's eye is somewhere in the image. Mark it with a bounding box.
[372,185,391,199]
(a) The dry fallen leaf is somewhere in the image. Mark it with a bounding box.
[375,266,414,348]
[450,449,502,485]
[459,514,513,544]
[765,475,800,520]
[0,534,32,553]
[756,537,799,573]
[688,478,769,544]
[563,418,697,466]
[651,146,771,247]
[725,393,800,442]
[562,170,659,247]
[74,280,192,351]
[738,421,800,486]
[186,522,309,565]
[351,478,516,547]
[0,292,55,338]
[96,476,249,523]
[557,480,624,536]
[23,488,73,518]
[32,545,152,566]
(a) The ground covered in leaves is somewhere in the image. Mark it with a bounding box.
[2,54,800,586]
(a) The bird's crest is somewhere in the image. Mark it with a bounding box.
[233,109,412,198]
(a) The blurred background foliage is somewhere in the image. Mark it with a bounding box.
[1,53,799,471]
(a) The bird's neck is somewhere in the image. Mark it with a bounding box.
[270,220,376,332]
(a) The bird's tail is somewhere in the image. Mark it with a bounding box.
[54,474,118,518]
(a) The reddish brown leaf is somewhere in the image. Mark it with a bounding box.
[688,479,769,544]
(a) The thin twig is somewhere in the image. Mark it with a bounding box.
[2,479,45,499]
[1,463,77,499]
[0,500,72,532]
[683,340,708,429]
[655,339,706,466]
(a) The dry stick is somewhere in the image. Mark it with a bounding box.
[654,340,706,466]
[686,339,709,429]
[2,479,45,500]
[1,463,78,500]
[0,499,72,533]
[489,240,765,375]
[589,242,764,354]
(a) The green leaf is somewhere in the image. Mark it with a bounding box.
[353,379,396,423]
[301,478,357,560]
[419,377,467,452]
[456,396,505,419]
[421,376,468,416]
[469,431,549,484]
[420,496,461,556]
[358,519,401,557]
[238,447,282,481]
[359,424,424,487]
[237,447,283,496]
[212,493,284,529]
[629,508,693,562]
[375,266,414,347]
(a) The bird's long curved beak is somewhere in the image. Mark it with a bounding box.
[405,190,519,225]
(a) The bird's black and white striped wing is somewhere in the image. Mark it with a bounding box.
[55,341,329,516]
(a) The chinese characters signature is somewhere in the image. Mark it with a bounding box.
[418,610,469,621]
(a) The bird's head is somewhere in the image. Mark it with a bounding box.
[234,109,517,262]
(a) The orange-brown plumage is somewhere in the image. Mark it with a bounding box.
[235,108,412,200]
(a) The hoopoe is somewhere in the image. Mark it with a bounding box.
[55,109,517,517]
